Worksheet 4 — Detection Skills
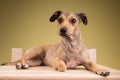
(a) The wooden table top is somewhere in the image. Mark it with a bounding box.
[0,65,120,80]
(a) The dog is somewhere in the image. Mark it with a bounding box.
[1,11,110,76]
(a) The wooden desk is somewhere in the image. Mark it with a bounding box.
[0,65,120,80]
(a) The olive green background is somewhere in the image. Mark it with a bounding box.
[0,0,120,70]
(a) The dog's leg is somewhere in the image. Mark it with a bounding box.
[81,49,110,76]
[84,61,110,76]
[52,58,66,72]
[26,60,42,67]
[16,46,45,69]
[16,58,42,69]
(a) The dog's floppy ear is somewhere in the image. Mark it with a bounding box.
[49,10,62,22]
[77,13,88,25]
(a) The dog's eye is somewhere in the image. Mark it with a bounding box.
[71,18,76,24]
[57,18,63,23]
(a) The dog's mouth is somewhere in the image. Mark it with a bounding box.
[59,32,66,37]
[59,33,72,41]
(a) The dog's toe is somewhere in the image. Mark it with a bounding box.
[16,63,22,69]
[22,64,29,69]
[100,71,110,77]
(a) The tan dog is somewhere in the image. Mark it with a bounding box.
[2,11,110,76]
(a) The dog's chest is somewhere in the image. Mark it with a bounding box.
[65,46,83,69]
[66,53,82,69]
[62,39,84,69]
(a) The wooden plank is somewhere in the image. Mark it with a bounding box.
[0,66,120,80]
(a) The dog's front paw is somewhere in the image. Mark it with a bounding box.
[85,62,110,77]
[99,71,110,76]
[95,68,110,77]
[53,58,66,72]
[16,63,29,70]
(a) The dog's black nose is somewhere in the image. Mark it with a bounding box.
[60,27,67,35]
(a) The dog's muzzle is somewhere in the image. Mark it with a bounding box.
[60,27,67,36]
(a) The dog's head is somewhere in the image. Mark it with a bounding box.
[49,11,88,40]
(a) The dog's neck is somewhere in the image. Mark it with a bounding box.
[61,28,85,53]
